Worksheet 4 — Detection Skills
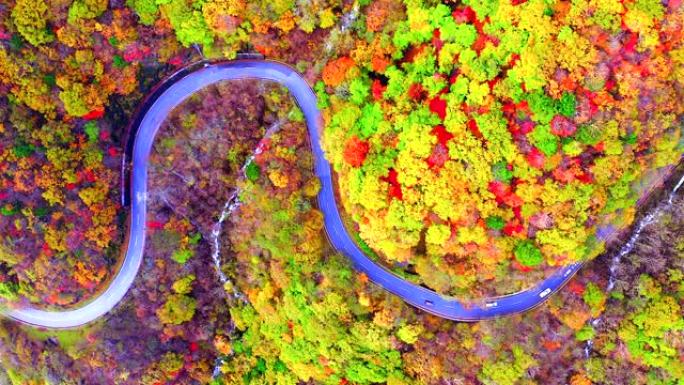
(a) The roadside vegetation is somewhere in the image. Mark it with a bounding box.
[320,0,684,297]
[0,0,682,384]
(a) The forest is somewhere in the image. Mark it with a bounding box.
[0,0,683,384]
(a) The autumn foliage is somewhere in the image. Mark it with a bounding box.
[343,136,370,167]
[0,1,683,384]
[322,56,355,87]
[320,0,684,298]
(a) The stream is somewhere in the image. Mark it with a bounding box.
[584,172,684,358]
[209,119,283,378]
[208,119,283,305]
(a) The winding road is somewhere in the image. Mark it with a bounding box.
[2,60,586,328]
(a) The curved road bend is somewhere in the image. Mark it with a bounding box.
[3,60,584,328]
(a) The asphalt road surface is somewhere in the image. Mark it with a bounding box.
[2,60,584,328]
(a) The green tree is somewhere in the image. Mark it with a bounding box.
[11,0,54,46]
[156,294,197,325]
[514,240,543,267]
